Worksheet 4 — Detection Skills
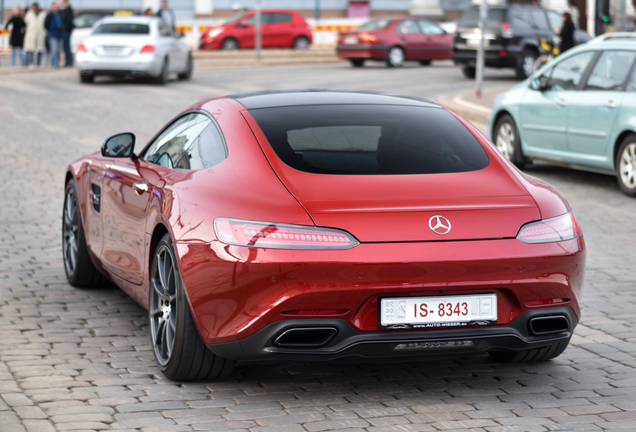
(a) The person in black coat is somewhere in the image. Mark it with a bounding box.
[5,6,26,66]
[559,12,575,54]
[60,0,74,67]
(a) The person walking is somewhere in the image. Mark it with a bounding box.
[45,2,65,68]
[156,1,176,32]
[24,3,47,67]
[559,12,575,54]
[60,0,74,67]
[5,6,26,66]
[568,0,580,28]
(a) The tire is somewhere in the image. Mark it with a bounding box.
[293,36,310,50]
[461,65,476,79]
[178,54,193,80]
[419,60,432,66]
[489,338,570,363]
[156,58,169,85]
[533,54,551,73]
[517,49,537,79]
[494,114,528,168]
[386,46,405,68]
[221,37,239,50]
[149,234,236,381]
[62,180,109,288]
[349,59,365,68]
[616,134,636,197]
[79,73,94,83]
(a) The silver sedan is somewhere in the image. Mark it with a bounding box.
[76,17,192,84]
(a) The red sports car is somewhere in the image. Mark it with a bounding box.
[337,18,454,67]
[63,90,585,381]
[199,9,312,50]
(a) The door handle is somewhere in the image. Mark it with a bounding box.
[604,101,616,109]
[134,183,148,192]
[556,99,567,107]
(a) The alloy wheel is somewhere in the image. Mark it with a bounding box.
[150,245,178,366]
[62,188,79,276]
[523,55,535,78]
[619,142,636,190]
[293,37,310,49]
[388,47,404,67]
[496,121,515,161]
[222,38,238,50]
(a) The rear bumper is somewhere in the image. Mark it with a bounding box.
[175,237,585,346]
[452,48,519,68]
[208,307,578,361]
[76,53,163,77]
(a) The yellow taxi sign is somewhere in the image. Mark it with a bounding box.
[114,10,134,17]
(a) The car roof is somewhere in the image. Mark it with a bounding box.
[98,16,159,24]
[228,89,440,110]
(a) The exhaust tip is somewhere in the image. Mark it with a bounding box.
[528,315,569,336]
[273,327,337,348]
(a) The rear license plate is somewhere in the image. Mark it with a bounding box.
[344,36,358,45]
[380,294,497,329]
[466,38,489,48]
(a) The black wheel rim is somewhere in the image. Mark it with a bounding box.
[62,187,79,277]
[150,245,177,366]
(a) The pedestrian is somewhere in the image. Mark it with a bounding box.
[144,8,154,16]
[5,6,26,67]
[568,0,580,28]
[559,12,575,54]
[45,2,65,68]
[60,0,74,67]
[156,0,176,32]
[24,2,47,67]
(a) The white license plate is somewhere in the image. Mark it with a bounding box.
[466,38,489,48]
[344,36,358,45]
[380,294,497,328]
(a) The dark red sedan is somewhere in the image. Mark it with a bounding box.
[63,90,585,381]
[199,9,312,50]
[337,18,454,67]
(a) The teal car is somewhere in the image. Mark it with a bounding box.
[489,38,636,196]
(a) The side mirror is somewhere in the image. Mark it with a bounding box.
[101,132,136,158]
[529,76,550,91]
[239,21,251,28]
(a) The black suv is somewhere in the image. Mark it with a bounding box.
[452,4,591,79]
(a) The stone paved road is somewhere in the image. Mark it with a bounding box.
[0,64,635,432]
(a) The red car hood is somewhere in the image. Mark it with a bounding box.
[272,167,539,243]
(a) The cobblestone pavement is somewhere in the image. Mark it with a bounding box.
[0,65,635,432]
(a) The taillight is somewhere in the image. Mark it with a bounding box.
[77,43,87,52]
[358,33,377,44]
[214,218,359,250]
[516,212,581,244]
[140,45,154,53]
[501,22,513,38]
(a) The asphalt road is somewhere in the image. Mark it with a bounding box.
[0,63,635,432]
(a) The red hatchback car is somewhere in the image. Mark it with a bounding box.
[199,9,312,50]
[337,18,454,67]
[64,90,585,381]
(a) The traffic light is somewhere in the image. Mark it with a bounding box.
[602,0,610,23]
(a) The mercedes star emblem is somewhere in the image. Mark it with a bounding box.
[429,215,451,235]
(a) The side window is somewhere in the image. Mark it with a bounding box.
[418,20,444,35]
[272,13,292,24]
[530,9,550,31]
[546,51,595,90]
[143,113,227,170]
[158,21,172,37]
[546,10,563,33]
[508,7,534,32]
[586,51,636,91]
[261,13,274,25]
[396,20,421,34]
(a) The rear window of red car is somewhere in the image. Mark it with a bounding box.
[249,105,489,175]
